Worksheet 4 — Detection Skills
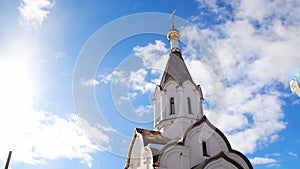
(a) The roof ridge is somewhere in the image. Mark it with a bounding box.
[159,52,195,87]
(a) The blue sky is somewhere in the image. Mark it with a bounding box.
[0,0,300,169]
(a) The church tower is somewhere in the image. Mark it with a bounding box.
[124,11,253,169]
[152,13,204,139]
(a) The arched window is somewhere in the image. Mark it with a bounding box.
[187,97,192,114]
[202,141,209,157]
[170,97,175,115]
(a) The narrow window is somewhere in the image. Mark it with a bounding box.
[187,97,192,114]
[170,97,175,115]
[202,141,209,157]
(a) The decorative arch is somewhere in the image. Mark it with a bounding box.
[182,80,196,89]
[162,77,179,90]
[192,152,243,169]
[182,116,253,169]
[182,116,230,152]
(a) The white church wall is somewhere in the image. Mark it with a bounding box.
[184,123,230,167]
[160,146,190,169]
[225,152,251,169]
[204,158,239,169]
[137,146,154,169]
[129,133,144,169]
[158,118,186,139]
[185,127,207,166]
[153,87,162,128]
[182,81,200,118]
[164,80,178,118]
[156,80,205,139]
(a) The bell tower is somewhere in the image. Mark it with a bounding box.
[152,10,204,139]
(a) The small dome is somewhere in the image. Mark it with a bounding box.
[167,28,180,41]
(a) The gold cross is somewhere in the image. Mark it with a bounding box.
[169,9,176,29]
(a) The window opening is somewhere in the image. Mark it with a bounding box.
[170,97,175,115]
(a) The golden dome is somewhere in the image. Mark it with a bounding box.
[167,28,180,41]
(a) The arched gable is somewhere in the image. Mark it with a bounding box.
[182,116,253,169]
[156,141,190,169]
[163,79,179,91]
[192,152,243,169]
[182,80,203,116]
[182,116,230,167]
[153,85,161,99]
[182,116,231,151]
[182,80,197,90]
[161,76,179,89]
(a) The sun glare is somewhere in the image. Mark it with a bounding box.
[0,58,35,109]
[0,57,38,158]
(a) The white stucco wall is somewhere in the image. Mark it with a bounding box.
[204,158,239,169]
[153,80,203,139]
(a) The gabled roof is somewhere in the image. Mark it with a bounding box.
[135,128,171,146]
[160,51,196,87]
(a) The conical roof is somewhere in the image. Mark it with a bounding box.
[160,51,195,87]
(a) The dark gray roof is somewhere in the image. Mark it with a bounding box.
[160,51,195,87]
[135,128,170,146]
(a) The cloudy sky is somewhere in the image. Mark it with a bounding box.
[0,0,300,169]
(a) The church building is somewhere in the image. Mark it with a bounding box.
[124,14,253,169]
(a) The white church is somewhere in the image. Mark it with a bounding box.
[124,15,253,169]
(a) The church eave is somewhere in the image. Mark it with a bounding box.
[181,115,231,149]
[191,151,244,169]
[182,115,253,169]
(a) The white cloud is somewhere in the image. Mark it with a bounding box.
[185,0,300,154]
[128,41,170,95]
[98,73,112,84]
[133,40,169,70]
[218,113,248,133]
[195,0,236,25]
[272,153,281,157]
[80,78,99,87]
[99,70,129,85]
[0,36,107,168]
[129,69,158,95]
[18,0,55,29]
[134,105,153,117]
[0,68,106,168]
[55,50,66,59]
[250,157,277,165]
[0,109,107,167]
[288,152,297,157]
[99,40,168,96]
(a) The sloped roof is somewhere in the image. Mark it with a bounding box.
[160,51,196,87]
[135,128,171,146]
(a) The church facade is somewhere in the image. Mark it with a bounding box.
[124,17,253,169]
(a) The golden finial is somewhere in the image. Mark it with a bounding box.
[169,9,176,29]
[167,9,180,41]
